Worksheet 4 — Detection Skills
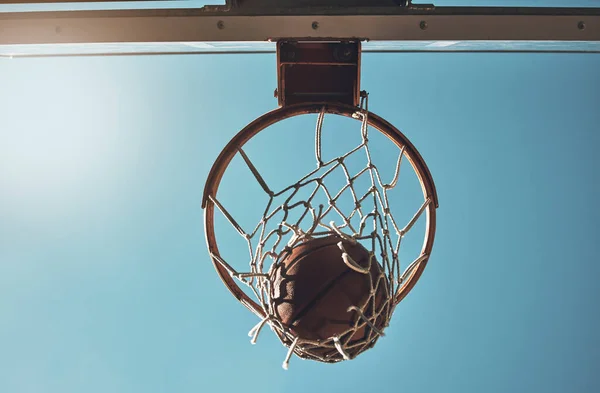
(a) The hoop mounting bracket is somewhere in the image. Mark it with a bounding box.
[276,40,362,107]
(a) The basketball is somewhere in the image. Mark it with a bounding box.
[269,234,390,359]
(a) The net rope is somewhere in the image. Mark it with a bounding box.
[208,95,431,368]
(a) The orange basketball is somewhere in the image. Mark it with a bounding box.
[269,234,390,359]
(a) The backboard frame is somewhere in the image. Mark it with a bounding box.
[1,6,599,46]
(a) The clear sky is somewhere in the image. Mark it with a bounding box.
[1,1,600,393]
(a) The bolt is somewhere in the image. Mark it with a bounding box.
[55,26,62,33]
[312,21,319,30]
[333,45,353,61]
[217,20,225,30]
[419,20,428,30]
[285,51,296,60]
[578,21,586,30]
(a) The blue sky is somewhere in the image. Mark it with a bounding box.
[1,2,600,393]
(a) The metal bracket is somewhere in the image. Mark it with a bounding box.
[276,40,361,107]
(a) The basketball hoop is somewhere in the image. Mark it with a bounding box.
[203,96,438,368]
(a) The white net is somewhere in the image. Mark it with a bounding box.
[207,96,433,368]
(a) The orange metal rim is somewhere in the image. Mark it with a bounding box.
[202,102,438,317]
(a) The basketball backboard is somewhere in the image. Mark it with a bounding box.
[1,1,599,57]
